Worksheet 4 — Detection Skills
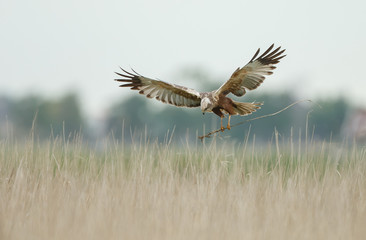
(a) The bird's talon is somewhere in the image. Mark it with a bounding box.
[227,125,231,130]
[221,127,225,132]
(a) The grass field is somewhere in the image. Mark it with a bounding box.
[1,130,366,240]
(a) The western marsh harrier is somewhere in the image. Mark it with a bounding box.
[115,44,286,131]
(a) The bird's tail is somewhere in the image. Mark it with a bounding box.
[232,101,263,116]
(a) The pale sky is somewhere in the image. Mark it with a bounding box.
[1,0,366,118]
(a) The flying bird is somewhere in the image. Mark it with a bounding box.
[115,44,286,131]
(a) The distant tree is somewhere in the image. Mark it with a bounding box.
[2,93,84,139]
[217,92,308,141]
[308,98,349,139]
[9,95,42,135]
[37,93,85,138]
[105,94,216,141]
[105,96,152,139]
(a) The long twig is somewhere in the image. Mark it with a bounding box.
[198,99,312,141]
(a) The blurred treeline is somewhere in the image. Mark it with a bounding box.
[0,92,352,143]
[106,93,351,142]
[0,69,356,143]
[0,93,84,139]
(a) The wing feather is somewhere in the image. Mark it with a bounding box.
[215,44,286,97]
[115,69,202,108]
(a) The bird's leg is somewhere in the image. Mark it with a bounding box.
[227,115,231,130]
[220,116,224,132]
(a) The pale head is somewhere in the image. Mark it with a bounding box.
[200,97,213,114]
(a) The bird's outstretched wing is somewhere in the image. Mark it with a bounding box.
[115,69,202,108]
[215,44,286,97]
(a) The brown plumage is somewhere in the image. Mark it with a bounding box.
[115,44,286,131]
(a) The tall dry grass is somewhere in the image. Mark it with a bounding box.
[1,130,366,240]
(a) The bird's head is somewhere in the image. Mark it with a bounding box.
[200,98,213,115]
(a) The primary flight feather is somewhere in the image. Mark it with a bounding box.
[115,44,286,131]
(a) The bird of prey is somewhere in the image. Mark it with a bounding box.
[115,44,286,131]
